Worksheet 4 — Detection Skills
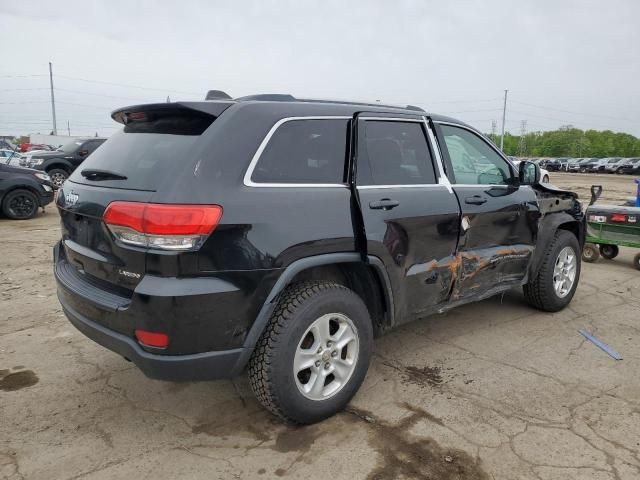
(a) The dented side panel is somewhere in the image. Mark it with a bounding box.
[449,185,541,302]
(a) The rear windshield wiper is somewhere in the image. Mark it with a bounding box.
[80,169,128,181]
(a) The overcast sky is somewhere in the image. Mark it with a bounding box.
[1,0,639,138]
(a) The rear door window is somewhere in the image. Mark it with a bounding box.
[357,120,437,186]
[250,119,348,184]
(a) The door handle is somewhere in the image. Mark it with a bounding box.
[464,195,487,205]
[369,198,400,210]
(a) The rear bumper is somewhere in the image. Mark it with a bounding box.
[53,241,269,381]
[61,301,245,381]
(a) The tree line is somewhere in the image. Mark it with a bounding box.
[486,126,640,158]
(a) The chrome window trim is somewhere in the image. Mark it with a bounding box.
[358,116,424,122]
[357,184,448,190]
[453,184,512,188]
[433,120,516,187]
[244,116,351,188]
[423,116,453,194]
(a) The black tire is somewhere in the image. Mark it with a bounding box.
[542,175,550,183]
[2,189,39,220]
[47,168,68,188]
[582,243,600,263]
[599,244,619,260]
[524,230,581,312]
[580,167,587,173]
[634,253,640,271]
[248,281,373,424]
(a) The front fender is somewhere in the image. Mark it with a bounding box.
[529,211,585,278]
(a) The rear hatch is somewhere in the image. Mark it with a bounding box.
[57,102,231,298]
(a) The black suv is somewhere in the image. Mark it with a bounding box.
[0,159,54,219]
[23,138,106,188]
[54,95,584,423]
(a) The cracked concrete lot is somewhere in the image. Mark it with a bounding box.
[1,173,639,480]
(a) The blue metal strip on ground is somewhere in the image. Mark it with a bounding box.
[579,330,623,360]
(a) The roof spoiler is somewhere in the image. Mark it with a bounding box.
[111,101,233,125]
[205,90,232,100]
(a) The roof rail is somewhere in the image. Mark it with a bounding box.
[297,97,425,112]
[235,94,296,102]
[230,92,426,112]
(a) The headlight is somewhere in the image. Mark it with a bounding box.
[34,173,50,182]
[29,158,45,166]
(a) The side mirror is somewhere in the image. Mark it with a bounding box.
[518,160,540,185]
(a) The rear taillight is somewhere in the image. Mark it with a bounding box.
[611,214,626,223]
[103,202,222,251]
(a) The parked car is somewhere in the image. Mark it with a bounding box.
[0,157,54,219]
[604,158,633,173]
[0,149,25,167]
[542,158,563,171]
[19,143,55,153]
[602,157,627,173]
[54,95,585,423]
[618,159,640,175]
[22,138,106,188]
[568,158,592,172]
[581,158,610,173]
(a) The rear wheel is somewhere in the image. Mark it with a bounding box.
[582,243,600,263]
[542,175,550,183]
[248,281,373,424]
[524,230,581,312]
[47,168,68,188]
[599,244,619,260]
[2,189,39,220]
[634,253,640,271]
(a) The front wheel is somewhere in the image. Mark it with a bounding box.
[248,281,373,424]
[524,230,581,312]
[599,244,619,260]
[634,253,640,271]
[47,168,68,188]
[2,189,39,219]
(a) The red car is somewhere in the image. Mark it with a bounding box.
[20,143,54,153]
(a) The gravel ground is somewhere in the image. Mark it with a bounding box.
[1,173,639,480]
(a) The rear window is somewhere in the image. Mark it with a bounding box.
[250,119,348,184]
[69,111,215,191]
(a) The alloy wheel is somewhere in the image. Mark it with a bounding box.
[553,246,577,298]
[293,313,359,401]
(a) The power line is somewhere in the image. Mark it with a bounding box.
[54,74,201,96]
[0,74,47,78]
[510,100,635,122]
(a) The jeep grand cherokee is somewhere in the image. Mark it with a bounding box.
[54,93,584,423]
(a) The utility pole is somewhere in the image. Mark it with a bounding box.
[67,120,70,136]
[518,120,527,156]
[49,62,58,135]
[500,89,508,151]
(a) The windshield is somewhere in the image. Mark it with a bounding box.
[58,141,83,153]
